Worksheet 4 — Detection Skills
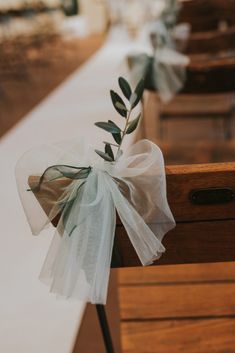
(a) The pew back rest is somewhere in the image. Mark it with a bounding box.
[178,0,235,32]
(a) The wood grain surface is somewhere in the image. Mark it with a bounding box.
[118,262,235,285]
[119,282,235,320]
[122,319,235,353]
[185,27,235,54]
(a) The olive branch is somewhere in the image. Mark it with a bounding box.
[28,76,145,196]
[94,76,144,162]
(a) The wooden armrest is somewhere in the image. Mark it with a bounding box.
[29,162,235,267]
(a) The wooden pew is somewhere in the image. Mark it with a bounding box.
[143,54,235,140]
[213,0,235,27]
[183,53,235,93]
[185,26,235,54]
[116,162,235,266]
[142,53,235,94]
[178,0,235,32]
[178,0,218,32]
[29,155,235,352]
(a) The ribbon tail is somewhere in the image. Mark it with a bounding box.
[128,54,151,86]
[153,59,185,103]
[105,176,167,266]
[40,171,116,304]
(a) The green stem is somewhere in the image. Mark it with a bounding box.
[115,107,132,161]
[103,141,120,148]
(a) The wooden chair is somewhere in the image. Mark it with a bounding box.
[29,154,235,352]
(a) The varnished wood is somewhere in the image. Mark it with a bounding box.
[29,161,235,267]
[116,220,235,266]
[185,27,235,54]
[158,141,235,166]
[213,0,235,26]
[122,319,235,353]
[166,162,235,222]
[119,281,235,320]
[118,262,235,285]
[178,0,235,32]
[29,162,235,223]
[183,53,235,93]
[143,57,235,141]
[178,0,218,32]
[142,52,235,93]
[161,94,234,117]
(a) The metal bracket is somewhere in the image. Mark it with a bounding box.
[95,238,122,353]
[190,187,235,205]
[96,305,115,353]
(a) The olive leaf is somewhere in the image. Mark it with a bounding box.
[108,120,122,145]
[108,120,120,129]
[118,77,132,100]
[105,143,114,161]
[126,113,141,134]
[115,101,128,111]
[95,121,121,134]
[112,132,122,145]
[130,78,145,109]
[95,149,113,162]
[110,90,127,117]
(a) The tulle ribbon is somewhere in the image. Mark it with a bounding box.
[128,47,190,103]
[127,11,190,103]
[15,139,175,304]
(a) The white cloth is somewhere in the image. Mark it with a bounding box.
[16,139,175,304]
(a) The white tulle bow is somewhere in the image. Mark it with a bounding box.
[15,139,175,304]
[128,45,190,103]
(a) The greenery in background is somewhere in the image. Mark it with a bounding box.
[95,76,144,162]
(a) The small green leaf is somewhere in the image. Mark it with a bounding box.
[108,120,120,129]
[110,90,127,117]
[95,149,113,162]
[105,143,114,161]
[118,77,132,100]
[131,79,145,109]
[95,121,121,134]
[108,120,122,145]
[126,113,141,134]
[115,101,128,111]
[112,132,122,145]
[130,92,137,107]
